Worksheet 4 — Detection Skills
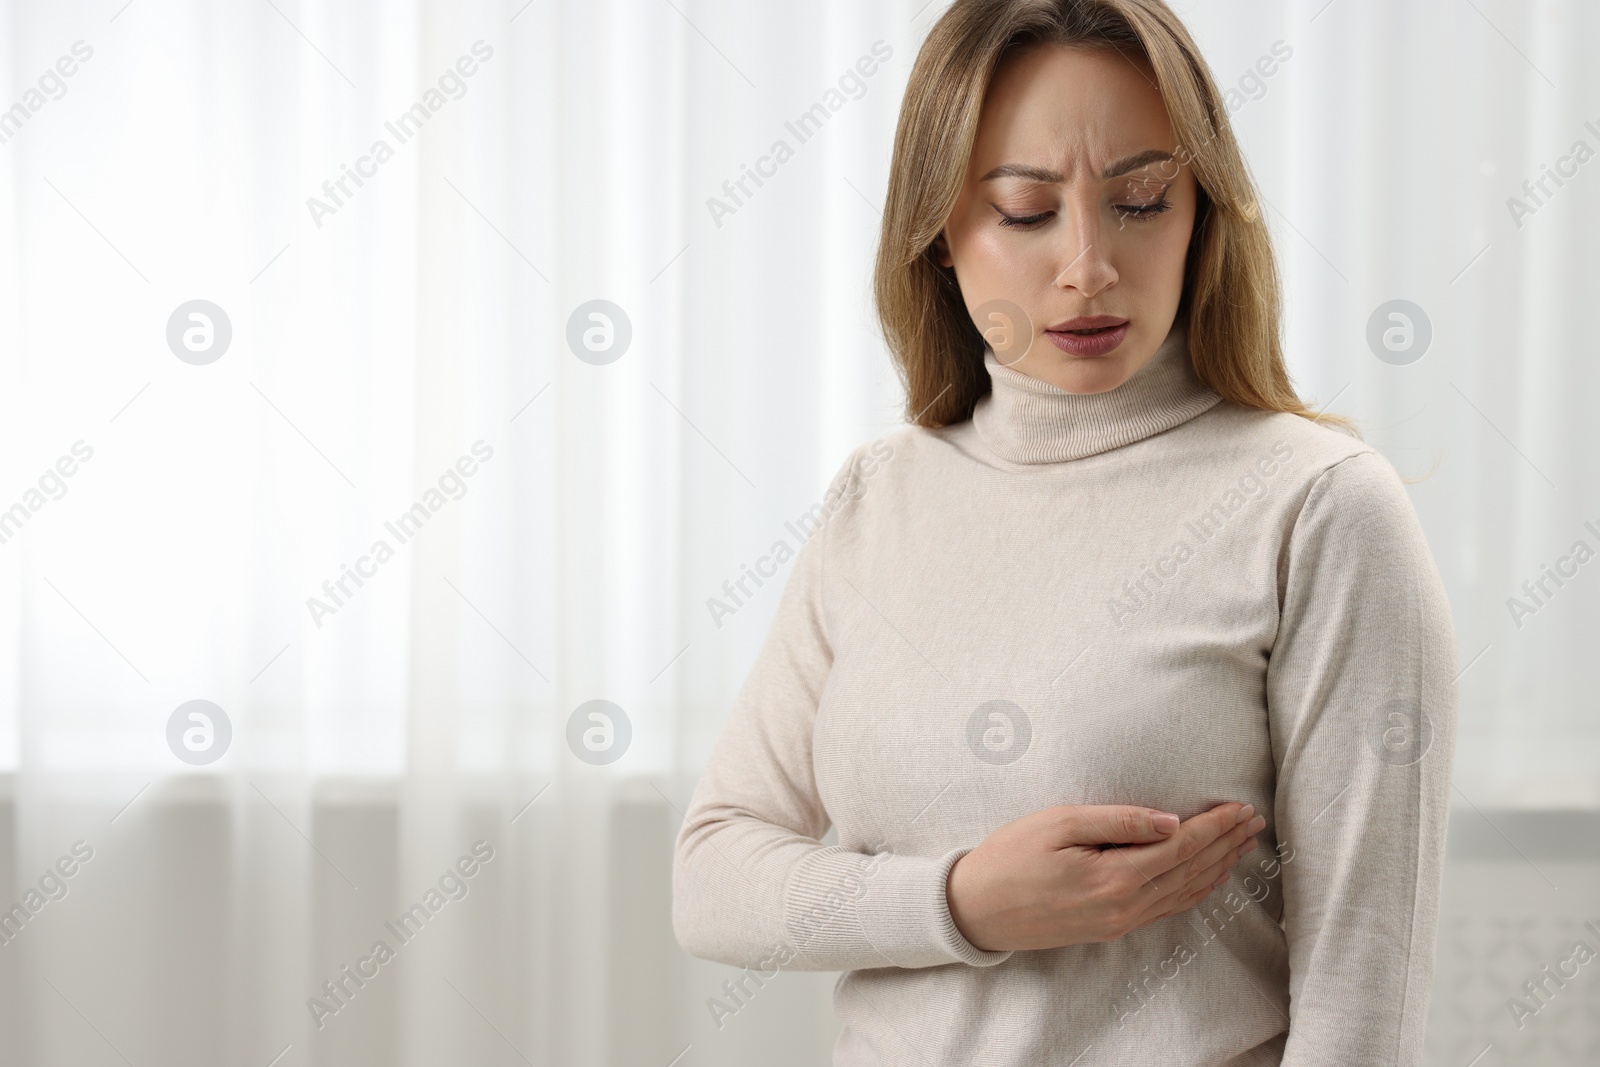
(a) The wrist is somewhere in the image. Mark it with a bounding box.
[945,852,997,952]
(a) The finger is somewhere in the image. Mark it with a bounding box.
[1140,831,1263,925]
[1131,844,1250,929]
[1185,843,1256,906]
[1052,804,1188,848]
[1118,801,1250,878]
[1177,816,1263,884]
[1131,872,1222,929]
[1175,870,1232,915]
[1184,834,1258,899]
[1131,864,1225,928]
[1133,819,1257,910]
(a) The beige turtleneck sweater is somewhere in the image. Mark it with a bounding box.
[673,325,1458,1066]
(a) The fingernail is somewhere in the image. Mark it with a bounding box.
[1234,804,1254,825]
[1152,812,1180,833]
[1212,872,1228,887]
[1238,837,1257,858]
[1248,815,1266,833]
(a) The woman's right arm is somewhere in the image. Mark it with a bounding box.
[672,446,1015,972]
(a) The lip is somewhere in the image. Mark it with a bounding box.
[1047,315,1129,331]
[1044,317,1130,357]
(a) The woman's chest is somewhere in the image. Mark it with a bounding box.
[811,516,1282,852]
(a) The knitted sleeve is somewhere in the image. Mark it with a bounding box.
[1266,450,1459,1065]
[671,442,1013,972]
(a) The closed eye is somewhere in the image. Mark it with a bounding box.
[996,209,1051,229]
[1115,198,1173,221]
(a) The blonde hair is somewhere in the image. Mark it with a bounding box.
[873,0,1356,436]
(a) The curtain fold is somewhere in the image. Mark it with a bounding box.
[0,0,1596,1064]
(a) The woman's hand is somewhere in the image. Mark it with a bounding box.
[945,802,1265,952]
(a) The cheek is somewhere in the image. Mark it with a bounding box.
[1116,206,1194,295]
[957,224,1053,295]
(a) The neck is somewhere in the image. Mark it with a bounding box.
[970,322,1222,465]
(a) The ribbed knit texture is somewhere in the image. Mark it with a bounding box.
[673,323,1458,1066]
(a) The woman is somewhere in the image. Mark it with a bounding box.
[673,1,1457,1063]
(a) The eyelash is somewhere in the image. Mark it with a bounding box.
[995,211,1050,228]
[995,198,1174,228]
[1116,198,1174,221]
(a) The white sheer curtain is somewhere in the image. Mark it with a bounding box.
[0,0,1595,1064]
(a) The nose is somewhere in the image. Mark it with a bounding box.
[1052,206,1118,299]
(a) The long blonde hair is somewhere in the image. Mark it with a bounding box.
[873,0,1356,436]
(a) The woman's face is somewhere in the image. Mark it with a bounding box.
[935,43,1198,395]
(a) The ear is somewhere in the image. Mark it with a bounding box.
[931,232,954,269]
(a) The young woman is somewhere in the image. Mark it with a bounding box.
[674,2,1456,1064]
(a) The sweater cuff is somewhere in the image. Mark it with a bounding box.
[784,845,1014,969]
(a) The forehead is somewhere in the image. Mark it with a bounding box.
[971,43,1176,176]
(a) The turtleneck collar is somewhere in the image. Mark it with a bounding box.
[970,321,1223,465]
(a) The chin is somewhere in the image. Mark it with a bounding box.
[1047,355,1132,395]
[1058,371,1127,395]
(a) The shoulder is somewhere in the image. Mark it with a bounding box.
[1180,403,1436,577]
[1186,409,1440,597]
[802,425,953,558]
[818,423,951,500]
[1196,402,1410,507]
[1195,401,1371,471]
[815,431,906,508]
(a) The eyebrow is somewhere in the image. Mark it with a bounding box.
[979,148,1176,183]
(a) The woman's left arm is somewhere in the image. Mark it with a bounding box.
[1265,449,1459,1066]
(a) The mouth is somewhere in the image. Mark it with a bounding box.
[1043,316,1130,357]
[1047,315,1129,334]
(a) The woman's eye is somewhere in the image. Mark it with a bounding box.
[996,210,1051,229]
[1114,198,1174,221]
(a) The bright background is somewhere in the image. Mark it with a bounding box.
[0,0,1596,1063]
